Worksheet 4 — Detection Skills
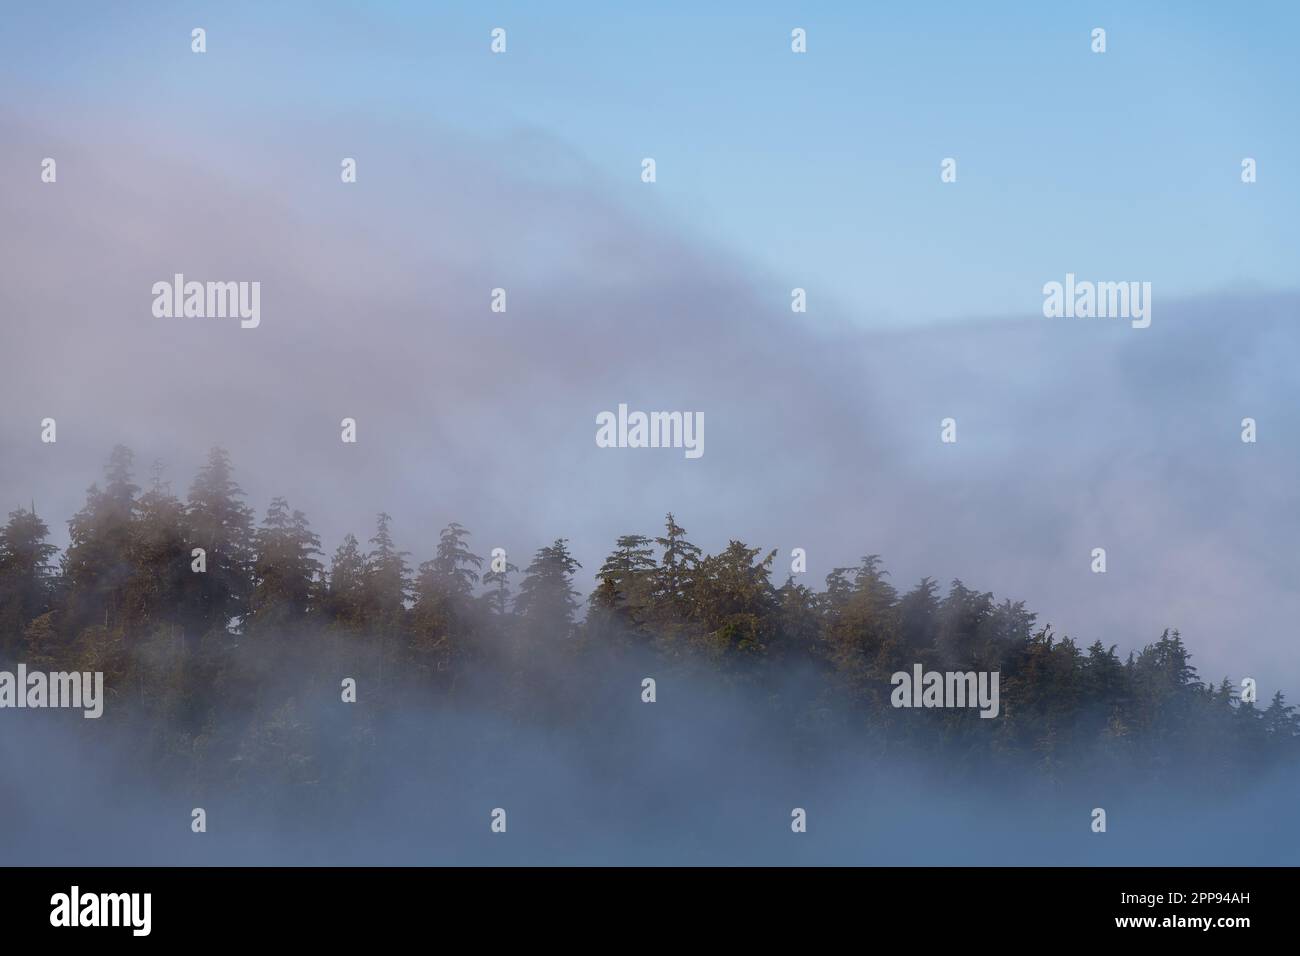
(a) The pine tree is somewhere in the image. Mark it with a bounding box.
[1083,640,1127,707]
[5,442,1299,788]
[409,523,483,676]
[1132,629,1200,714]
[692,540,778,657]
[934,578,993,669]
[651,513,701,634]
[414,523,483,605]
[325,533,367,629]
[589,533,656,638]
[895,577,940,658]
[1261,691,1300,748]
[821,555,897,685]
[515,539,581,639]
[982,598,1037,668]
[250,497,323,633]
[365,512,411,625]
[0,506,58,655]
[481,556,519,618]
[63,445,139,633]
[185,447,255,637]
[123,462,190,636]
[774,577,822,662]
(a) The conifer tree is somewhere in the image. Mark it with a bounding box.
[185,447,255,637]
[414,523,482,605]
[821,555,897,683]
[515,538,581,639]
[365,512,411,625]
[589,533,656,638]
[409,523,483,675]
[481,556,519,618]
[123,462,190,636]
[651,514,701,635]
[0,506,58,654]
[1261,691,1300,746]
[894,577,940,662]
[251,496,323,633]
[693,540,778,656]
[63,445,139,633]
[325,533,367,629]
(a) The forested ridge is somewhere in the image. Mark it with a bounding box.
[1,445,1296,795]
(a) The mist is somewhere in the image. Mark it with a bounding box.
[2,113,1297,696]
[3,50,1299,866]
[4,631,1298,866]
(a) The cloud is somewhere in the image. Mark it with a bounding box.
[1,113,1297,698]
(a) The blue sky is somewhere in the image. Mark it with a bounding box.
[4,0,1295,326]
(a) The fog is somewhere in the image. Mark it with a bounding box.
[2,108,1298,866]
[2,114,1296,695]
[4,644,1298,866]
